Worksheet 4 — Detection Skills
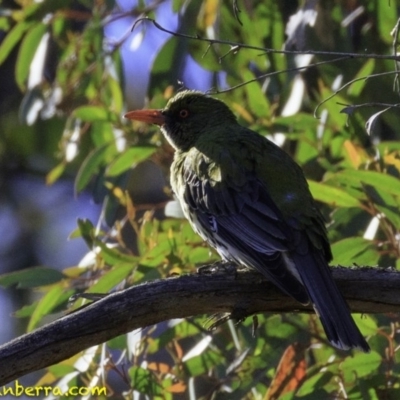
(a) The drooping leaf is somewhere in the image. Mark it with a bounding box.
[242,69,270,118]
[0,20,34,66]
[77,218,95,248]
[347,59,375,97]
[16,23,48,90]
[75,143,115,194]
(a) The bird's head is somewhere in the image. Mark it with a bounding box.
[124,90,237,151]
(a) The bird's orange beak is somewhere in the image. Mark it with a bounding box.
[124,109,166,126]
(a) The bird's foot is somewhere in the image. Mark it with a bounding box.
[205,313,231,331]
[67,292,109,313]
[205,307,258,335]
[197,260,237,275]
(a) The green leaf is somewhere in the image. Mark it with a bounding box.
[28,286,74,331]
[95,240,138,264]
[149,37,184,94]
[0,267,64,289]
[46,161,66,185]
[16,23,48,90]
[340,351,382,379]
[73,106,110,122]
[128,366,163,396]
[77,218,95,248]
[140,239,171,267]
[242,69,270,118]
[296,370,334,396]
[90,121,116,147]
[106,147,157,176]
[329,170,400,199]
[331,237,379,266]
[347,59,375,97]
[86,263,134,294]
[187,246,212,264]
[107,76,124,113]
[355,315,378,336]
[308,180,361,208]
[14,302,39,318]
[377,2,398,45]
[75,143,114,194]
[0,20,34,66]
[154,38,182,75]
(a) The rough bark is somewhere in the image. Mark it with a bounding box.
[0,265,398,386]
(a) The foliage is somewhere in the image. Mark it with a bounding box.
[1,0,400,398]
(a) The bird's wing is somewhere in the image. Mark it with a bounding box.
[180,155,311,304]
[179,153,370,352]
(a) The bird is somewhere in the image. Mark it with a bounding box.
[124,90,370,352]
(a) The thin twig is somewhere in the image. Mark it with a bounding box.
[391,17,400,94]
[314,71,400,118]
[132,17,400,62]
[337,101,400,111]
[232,0,243,26]
[211,57,350,95]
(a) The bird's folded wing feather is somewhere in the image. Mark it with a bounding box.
[180,158,310,303]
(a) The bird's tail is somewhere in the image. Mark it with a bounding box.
[292,251,370,352]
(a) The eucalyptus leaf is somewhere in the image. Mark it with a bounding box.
[75,143,115,194]
[16,23,48,90]
[0,267,64,289]
[106,147,157,176]
[0,20,34,66]
[308,180,361,208]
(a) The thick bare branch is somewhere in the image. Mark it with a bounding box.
[0,265,399,386]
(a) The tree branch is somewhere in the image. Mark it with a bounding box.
[0,265,399,386]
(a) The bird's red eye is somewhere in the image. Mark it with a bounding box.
[179,109,189,118]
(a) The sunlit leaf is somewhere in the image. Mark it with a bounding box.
[28,286,74,331]
[0,20,34,66]
[75,143,114,194]
[331,237,379,266]
[327,170,400,199]
[95,241,138,265]
[242,69,270,118]
[296,370,334,396]
[308,180,361,208]
[16,23,48,90]
[73,106,110,122]
[85,263,134,294]
[46,162,66,185]
[128,366,163,396]
[347,59,375,97]
[340,351,382,379]
[106,147,157,176]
